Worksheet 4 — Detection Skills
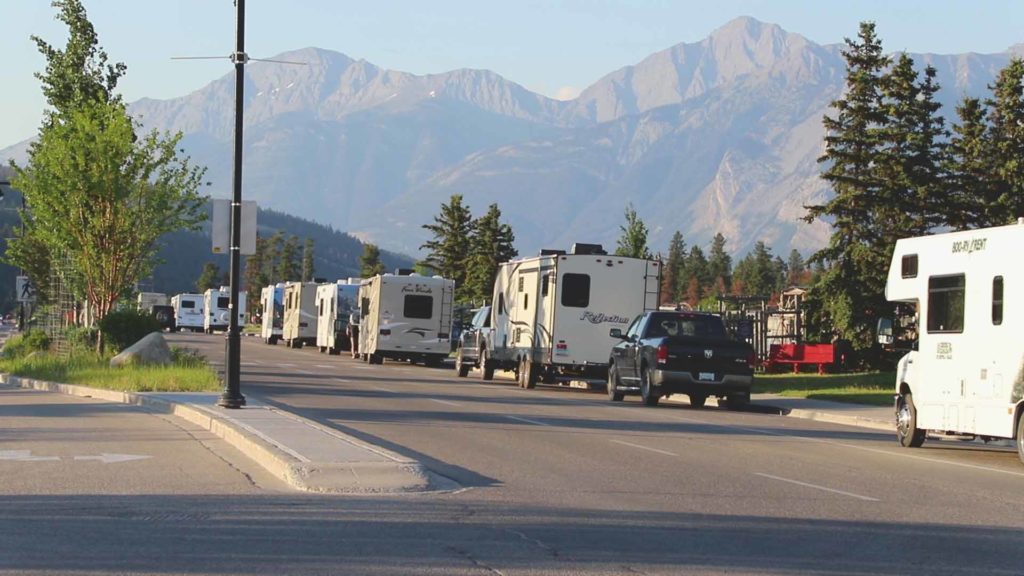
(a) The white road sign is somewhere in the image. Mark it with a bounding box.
[15,275,36,303]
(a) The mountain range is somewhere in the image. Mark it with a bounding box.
[3,17,1021,260]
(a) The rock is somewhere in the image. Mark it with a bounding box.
[110,332,173,367]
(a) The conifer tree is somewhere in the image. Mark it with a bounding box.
[465,204,517,304]
[359,243,385,277]
[661,231,686,305]
[276,235,300,281]
[706,233,732,295]
[301,238,315,282]
[945,97,995,228]
[196,262,221,292]
[421,194,473,296]
[984,58,1024,224]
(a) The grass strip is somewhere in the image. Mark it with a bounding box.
[0,351,221,392]
[753,371,895,406]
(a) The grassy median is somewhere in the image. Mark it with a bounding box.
[753,371,894,406]
[1,344,221,393]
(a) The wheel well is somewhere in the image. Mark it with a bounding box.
[899,382,912,396]
[1014,403,1024,440]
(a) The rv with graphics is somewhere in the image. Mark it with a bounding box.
[137,292,169,312]
[357,271,455,366]
[315,279,361,354]
[282,281,319,348]
[203,287,247,334]
[171,293,204,332]
[880,221,1024,464]
[260,283,285,344]
[479,243,661,388]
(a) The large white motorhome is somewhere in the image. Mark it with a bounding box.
[137,292,169,312]
[260,283,285,344]
[282,281,319,348]
[315,279,361,354]
[171,293,204,332]
[483,243,661,388]
[203,287,247,334]
[881,221,1024,464]
[357,272,455,366]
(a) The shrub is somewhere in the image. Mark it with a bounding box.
[64,325,100,356]
[99,309,161,353]
[1,329,51,359]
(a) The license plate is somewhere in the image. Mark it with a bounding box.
[698,372,715,381]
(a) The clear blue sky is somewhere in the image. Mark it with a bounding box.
[3,0,1022,148]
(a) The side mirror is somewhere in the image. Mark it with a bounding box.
[609,328,624,339]
[877,318,894,345]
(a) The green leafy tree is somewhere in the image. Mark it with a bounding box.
[465,204,517,303]
[614,203,652,259]
[359,243,385,277]
[660,231,686,305]
[420,194,473,296]
[706,233,732,295]
[301,238,315,282]
[804,21,891,348]
[196,262,221,292]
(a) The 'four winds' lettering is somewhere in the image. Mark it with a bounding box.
[401,284,434,294]
[580,311,630,325]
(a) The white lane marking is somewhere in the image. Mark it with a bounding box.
[294,369,314,375]
[506,415,551,427]
[315,365,333,369]
[334,378,351,383]
[649,412,1024,480]
[609,439,678,457]
[366,385,393,393]
[429,398,461,407]
[0,450,60,462]
[74,453,152,464]
[279,363,296,368]
[755,472,879,502]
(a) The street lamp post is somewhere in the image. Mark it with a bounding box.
[218,0,247,409]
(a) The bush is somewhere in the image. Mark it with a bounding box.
[99,309,161,353]
[1,329,50,359]
[64,325,100,356]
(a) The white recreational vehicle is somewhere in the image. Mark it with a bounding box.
[881,221,1024,464]
[315,279,361,354]
[203,287,247,334]
[357,272,455,366]
[260,283,285,345]
[171,293,204,332]
[137,292,169,312]
[482,243,661,388]
[282,281,318,348]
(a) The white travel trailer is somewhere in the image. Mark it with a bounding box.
[260,283,285,345]
[315,279,361,354]
[881,221,1024,464]
[171,293,204,332]
[282,281,319,348]
[484,243,661,388]
[203,287,247,334]
[357,272,455,366]
[137,292,169,312]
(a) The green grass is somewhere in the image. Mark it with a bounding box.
[753,371,895,406]
[0,349,221,393]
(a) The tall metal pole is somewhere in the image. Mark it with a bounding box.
[218,0,246,408]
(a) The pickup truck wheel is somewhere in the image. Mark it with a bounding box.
[640,367,660,407]
[725,392,749,410]
[607,362,625,402]
[456,349,470,377]
[518,357,537,389]
[897,392,926,448]
[1017,414,1024,465]
[480,350,495,381]
[688,393,707,408]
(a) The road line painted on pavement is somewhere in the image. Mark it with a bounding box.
[366,385,393,393]
[315,365,333,369]
[334,378,351,383]
[429,398,461,407]
[294,369,315,375]
[279,363,297,368]
[610,439,678,457]
[755,472,879,502]
[505,415,551,427]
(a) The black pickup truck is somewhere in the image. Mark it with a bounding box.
[607,310,755,409]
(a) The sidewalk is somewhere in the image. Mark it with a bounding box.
[3,373,894,494]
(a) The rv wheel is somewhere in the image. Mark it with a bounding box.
[1017,415,1024,465]
[607,362,624,402]
[896,392,926,448]
[520,358,537,389]
[480,350,495,381]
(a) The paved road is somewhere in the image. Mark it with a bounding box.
[2,331,1022,575]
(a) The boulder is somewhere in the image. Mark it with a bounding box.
[110,332,173,367]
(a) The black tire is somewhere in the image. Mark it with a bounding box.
[480,349,495,381]
[318,346,325,354]
[523,360,537,390]
[725,391,750,411]
[897,391,926,448]
[456,349,470,377]
[370,352,383,365]
[607,362,625,402]
[688,393,707,408]
[329,347,340,356]
[1017,414,1024,466]
[640,366,660,407]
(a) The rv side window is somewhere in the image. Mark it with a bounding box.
[404,295,433,319]
[361,297,370,316]
[992,276,1004,326]
[181,300,195,309]
[561,273,590,308]
[518,277,524,292]
[901,254,918,279]
[523,294,529,310]
[497,294,505,315]
[541,275,550,297]
[927,274,965,333]
[217,296,230,309]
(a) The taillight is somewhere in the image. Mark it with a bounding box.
[656,344,669,365]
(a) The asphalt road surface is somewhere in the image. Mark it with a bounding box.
[1,331,1022,575]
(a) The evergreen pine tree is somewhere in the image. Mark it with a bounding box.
[301,238,315,282]
[276,235,300,281]
[661,231,686,305]
[984,58,1024,224]
[196,262,221,292]
[359,243,385,277]
[420,194,473,297]
[706,233,732,295]
[466,204,517,304]
[945,97,996,228]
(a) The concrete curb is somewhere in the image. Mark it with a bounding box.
[0,373,437,494]
[774,407,893,432]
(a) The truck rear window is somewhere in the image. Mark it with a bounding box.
[404,295,433,319]
[561,273,590,308]
[647,314,728,340]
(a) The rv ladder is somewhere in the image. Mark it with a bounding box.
[644,260,662,311]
